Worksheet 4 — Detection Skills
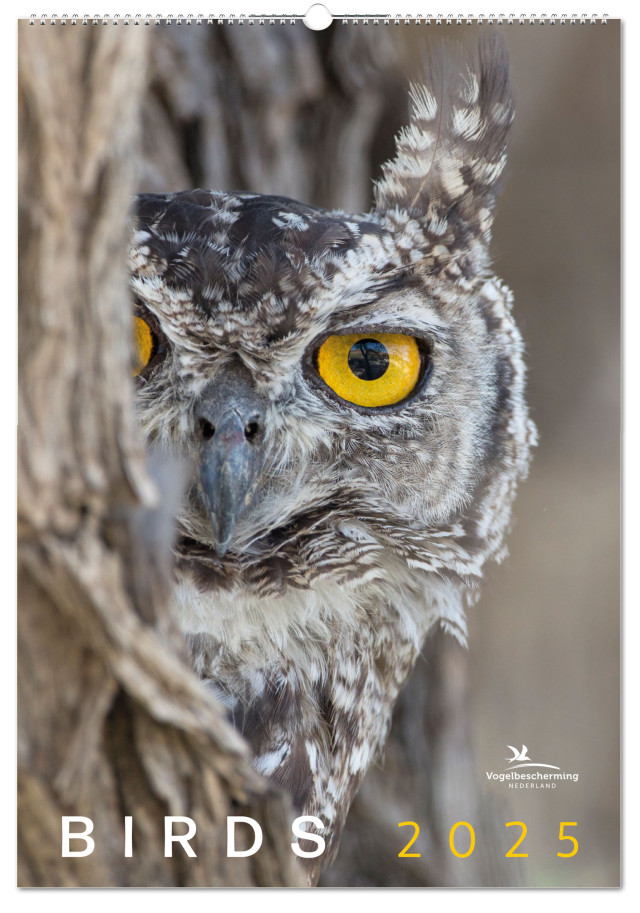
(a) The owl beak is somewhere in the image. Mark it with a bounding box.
[195,384,267,557]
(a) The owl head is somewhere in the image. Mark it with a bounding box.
[128,36,534,620]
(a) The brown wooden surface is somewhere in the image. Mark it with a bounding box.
[18,22,304,888]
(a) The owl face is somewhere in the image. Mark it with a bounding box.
[131,192,512,577]
[129,37,534,598]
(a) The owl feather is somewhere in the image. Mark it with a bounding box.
[376,34,513,258]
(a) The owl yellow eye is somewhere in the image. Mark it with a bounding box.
[132,315,154,377]
[316,333,422,408]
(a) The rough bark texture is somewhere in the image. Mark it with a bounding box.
[18,20,512,888]
[18,22,304,888]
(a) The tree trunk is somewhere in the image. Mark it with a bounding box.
[18,20,513,887]
[18,21,303,888]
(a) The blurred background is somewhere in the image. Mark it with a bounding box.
[135,20,620,887]
[469,22,620,888]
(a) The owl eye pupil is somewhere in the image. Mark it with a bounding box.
[347,339,389,381]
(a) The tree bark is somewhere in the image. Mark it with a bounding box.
[18,19,514,888]
[18,21,304,888]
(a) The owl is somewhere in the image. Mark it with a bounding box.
[128,36,535,881]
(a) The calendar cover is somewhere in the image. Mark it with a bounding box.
[17,11,620,889]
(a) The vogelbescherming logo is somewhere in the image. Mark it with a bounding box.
[485,745,579,789]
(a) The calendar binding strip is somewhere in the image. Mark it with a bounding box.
[26,13,611,25]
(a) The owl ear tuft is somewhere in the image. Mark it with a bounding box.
[374,33,514,249]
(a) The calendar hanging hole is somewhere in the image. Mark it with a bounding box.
[303,5,333,31]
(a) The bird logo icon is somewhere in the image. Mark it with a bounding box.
[506,745,531,763]
[504,745,560,771]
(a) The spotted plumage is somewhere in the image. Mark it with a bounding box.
[129,35,535,881]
